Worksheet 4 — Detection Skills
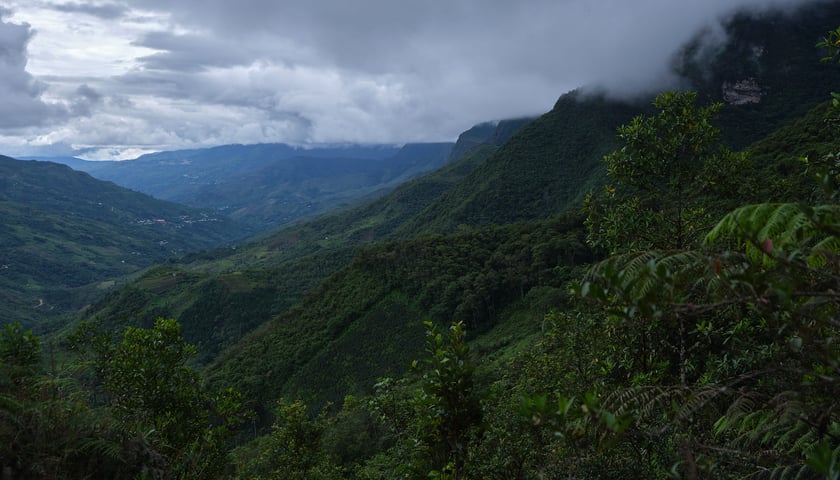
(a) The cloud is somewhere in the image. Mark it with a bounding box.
[0,0,830,158]
[51,1,129,20]
[0,11,65,128]
[0,7,108,130]
[132,31,259,72]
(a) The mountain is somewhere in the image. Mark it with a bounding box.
[75,118,531,364]
[204,214,590,415]
[225,117,534,265]
[199,3,840,412]
[685,3,840,147]
[393,93,639,235]
[74,2,840,375]
[36,142,455,228]
[7,2,840,476]
[0,156,248,331]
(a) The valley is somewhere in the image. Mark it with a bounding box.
[2,2,840,478]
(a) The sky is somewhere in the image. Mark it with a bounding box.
[0,0,822,160]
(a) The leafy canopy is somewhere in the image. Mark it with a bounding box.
[586,91,748,254]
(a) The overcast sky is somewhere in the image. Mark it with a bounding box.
[0,0,822,159]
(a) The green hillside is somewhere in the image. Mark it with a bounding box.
[744,100,840,201]
[204,214,591,414]
[0,156,247,331]
[395,93,639,234]
[78,247,354,365]
[75,119,530,361]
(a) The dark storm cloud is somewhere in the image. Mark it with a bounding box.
[69,83,103,115]
[75,83,102,103]
[0,0,830,158]
[123,0,826,98]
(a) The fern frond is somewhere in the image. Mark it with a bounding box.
[80,436,126,464]
[706,203,840,267]
[586,250,706,280]
[0,392,23,414]
[584,249,710,306]
[808,235,840,267]
[707,203,806,243]
[743,463,818,480]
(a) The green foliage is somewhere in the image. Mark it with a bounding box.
[234,399,341,479]
[587,91,749,254]
[0,322,41,367]
[204,215,589,416]
[818,26,840,65]
[0,326,139,478]
[411,321,481,478]
[97,318,205,448]
[571,40,840,476]
[706,202,840,266]
[69,318,249,478]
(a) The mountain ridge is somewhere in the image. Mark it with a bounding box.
[31,142,455,229]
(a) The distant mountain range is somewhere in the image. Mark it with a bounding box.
[0,155,248,330]
[28,142,455,228]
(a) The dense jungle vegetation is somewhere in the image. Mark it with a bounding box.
[3,11,840,480]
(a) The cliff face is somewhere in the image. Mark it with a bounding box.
[722,77,765,105]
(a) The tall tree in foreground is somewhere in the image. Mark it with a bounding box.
[585,91,748,254]
[411,321,481,479]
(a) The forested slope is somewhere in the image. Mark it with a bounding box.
[204,214,591,416]
[75,119,530,362]
[0,156,246,330]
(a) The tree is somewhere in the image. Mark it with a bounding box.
[0,324,138,478]
[70,317,248,478]
[586,91,748,254]
[100,318,205,448]
[411,320,482,478]
[233,398,343,479]
[572,49,840,475]
[0,322,40,368]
